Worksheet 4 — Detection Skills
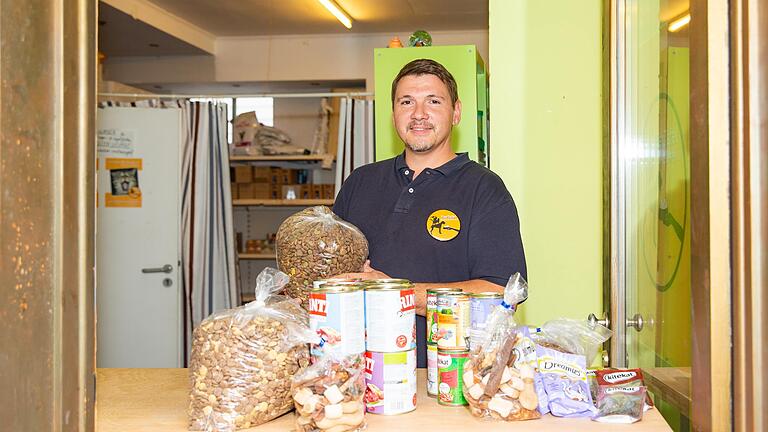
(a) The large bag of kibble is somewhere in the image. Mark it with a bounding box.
[276,206,368,308]
[462,273,541,421]
[291,352,367,432]
[189,268,316,431]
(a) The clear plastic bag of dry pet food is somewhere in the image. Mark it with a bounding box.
[531,318,612,364]
[291,352,367,432]
[462,273,541,421]
[188,268,317,431]
[276,206,369,308]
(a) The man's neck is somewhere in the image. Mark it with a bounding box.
[404,146,456,178]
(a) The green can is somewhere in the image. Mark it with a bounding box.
[426,288,462,345]
[436,348,469,406]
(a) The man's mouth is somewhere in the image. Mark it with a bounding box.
[409,123,433,133]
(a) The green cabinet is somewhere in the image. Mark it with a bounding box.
[373,45,489,164]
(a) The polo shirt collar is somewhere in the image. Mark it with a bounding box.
[394,152,471,176]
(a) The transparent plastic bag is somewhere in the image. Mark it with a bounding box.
[462,274,541,421]
[291,353,367,432]
[531,318,612,364]
[276,206,369,308]
[188,268,316,431]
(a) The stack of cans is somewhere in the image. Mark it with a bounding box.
[362,279,417,415]
[308,280,366,361]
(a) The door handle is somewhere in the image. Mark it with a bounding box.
[626,313,644,332]
[141,264,173,274]
[587,313,610,329]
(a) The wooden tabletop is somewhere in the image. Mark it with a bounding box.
[96,368,672,431]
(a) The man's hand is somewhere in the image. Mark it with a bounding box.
[333,260,390,280]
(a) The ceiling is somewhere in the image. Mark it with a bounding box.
[98,3,209,57]
[126,0,488,37]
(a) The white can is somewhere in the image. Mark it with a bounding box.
[309,282,365,360]
[364,279,416,352]
[364,349,417,415]
[427,344,438,397]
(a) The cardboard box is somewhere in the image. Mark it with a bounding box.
[252,167,271,183]
[280,169,298,185]
[252,183,271,199]
[322,184,335,200]
[312,184,323,200]
[300,185,311,199]
[231,182,239,199]
[282,184,301,200]
[234,166,252,183]
[238,183,256,199]
[270,184,281,199]
[270,167,283,185]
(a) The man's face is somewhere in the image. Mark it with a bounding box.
[392,74,461,154]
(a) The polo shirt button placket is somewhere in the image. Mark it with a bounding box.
[408,188,414,194]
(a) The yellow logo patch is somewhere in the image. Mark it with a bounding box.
[427,209,461,241]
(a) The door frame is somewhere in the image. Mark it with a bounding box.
[608,0,733,429]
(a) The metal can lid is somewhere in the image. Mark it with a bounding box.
[469,292,503,298]
[311,281,364,293]
[427,287,463,294]
[436,291,468,298]
[313,278,362,289]
[363,278,414,290]
[436,348,470,354]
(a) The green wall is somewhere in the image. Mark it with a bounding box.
[488,0,604,326]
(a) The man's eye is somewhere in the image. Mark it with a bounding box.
[428,99,441,104]
[400,100,412,105]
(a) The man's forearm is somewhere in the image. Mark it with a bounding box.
[413,279,502,316]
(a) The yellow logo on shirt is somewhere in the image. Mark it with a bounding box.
[427,209,461,241]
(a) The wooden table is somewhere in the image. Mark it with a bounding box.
[97,368,672,431]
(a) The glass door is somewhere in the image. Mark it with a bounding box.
[612,0,692,430]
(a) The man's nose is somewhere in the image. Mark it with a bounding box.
[411,102,428,120]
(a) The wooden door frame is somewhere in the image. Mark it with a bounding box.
[729,0,768,430]
[689,0,732,430]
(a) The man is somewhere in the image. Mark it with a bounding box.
[333,59,526,366]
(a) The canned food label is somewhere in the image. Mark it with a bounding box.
[309,290,365,358]
[427,345,438,396]
[436,295,469,349]
[469,296,503,348]
[365,289,416,352]
[364,350,417,415]
[437,351,469,406]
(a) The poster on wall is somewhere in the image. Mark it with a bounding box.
[98,128,135,156]
[105,158,143,208]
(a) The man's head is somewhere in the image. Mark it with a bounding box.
[391,59,462,154]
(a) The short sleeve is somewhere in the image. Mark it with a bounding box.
[467,195,527,287]
[332,171,357,219]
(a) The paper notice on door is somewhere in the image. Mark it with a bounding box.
[98,128,135,156]
[105,158,143,208]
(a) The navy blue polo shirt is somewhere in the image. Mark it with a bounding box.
[333,152,527,365]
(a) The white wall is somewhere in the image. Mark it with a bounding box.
[103,30,488,92]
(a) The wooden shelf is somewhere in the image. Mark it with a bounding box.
[238,252,276,260]
[642,367,691,417]
[233,198,334,207]
[230,154,333,162]
[240,293,255,304]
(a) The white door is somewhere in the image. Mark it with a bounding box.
[96,107,182,368]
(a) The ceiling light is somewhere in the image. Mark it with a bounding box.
[317,0,352,29]
[668,13,690,32]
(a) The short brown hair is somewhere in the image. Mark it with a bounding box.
[391,59,459,108]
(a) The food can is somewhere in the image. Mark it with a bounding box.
[437,348,469,406]
[364,279,416,352]
[436,292,470,349]
[309,282,365,360]
[426,288,462,346]
[364,349,417,415]
[313,278,362,289]
[427,344,438,397]
[469,292,504,348]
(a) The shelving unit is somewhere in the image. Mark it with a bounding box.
[231,154,336,305]
[238,252,277,260]
[233,198,334,206]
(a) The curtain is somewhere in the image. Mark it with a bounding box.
[334,98,375,192]
[179,101,238,362]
